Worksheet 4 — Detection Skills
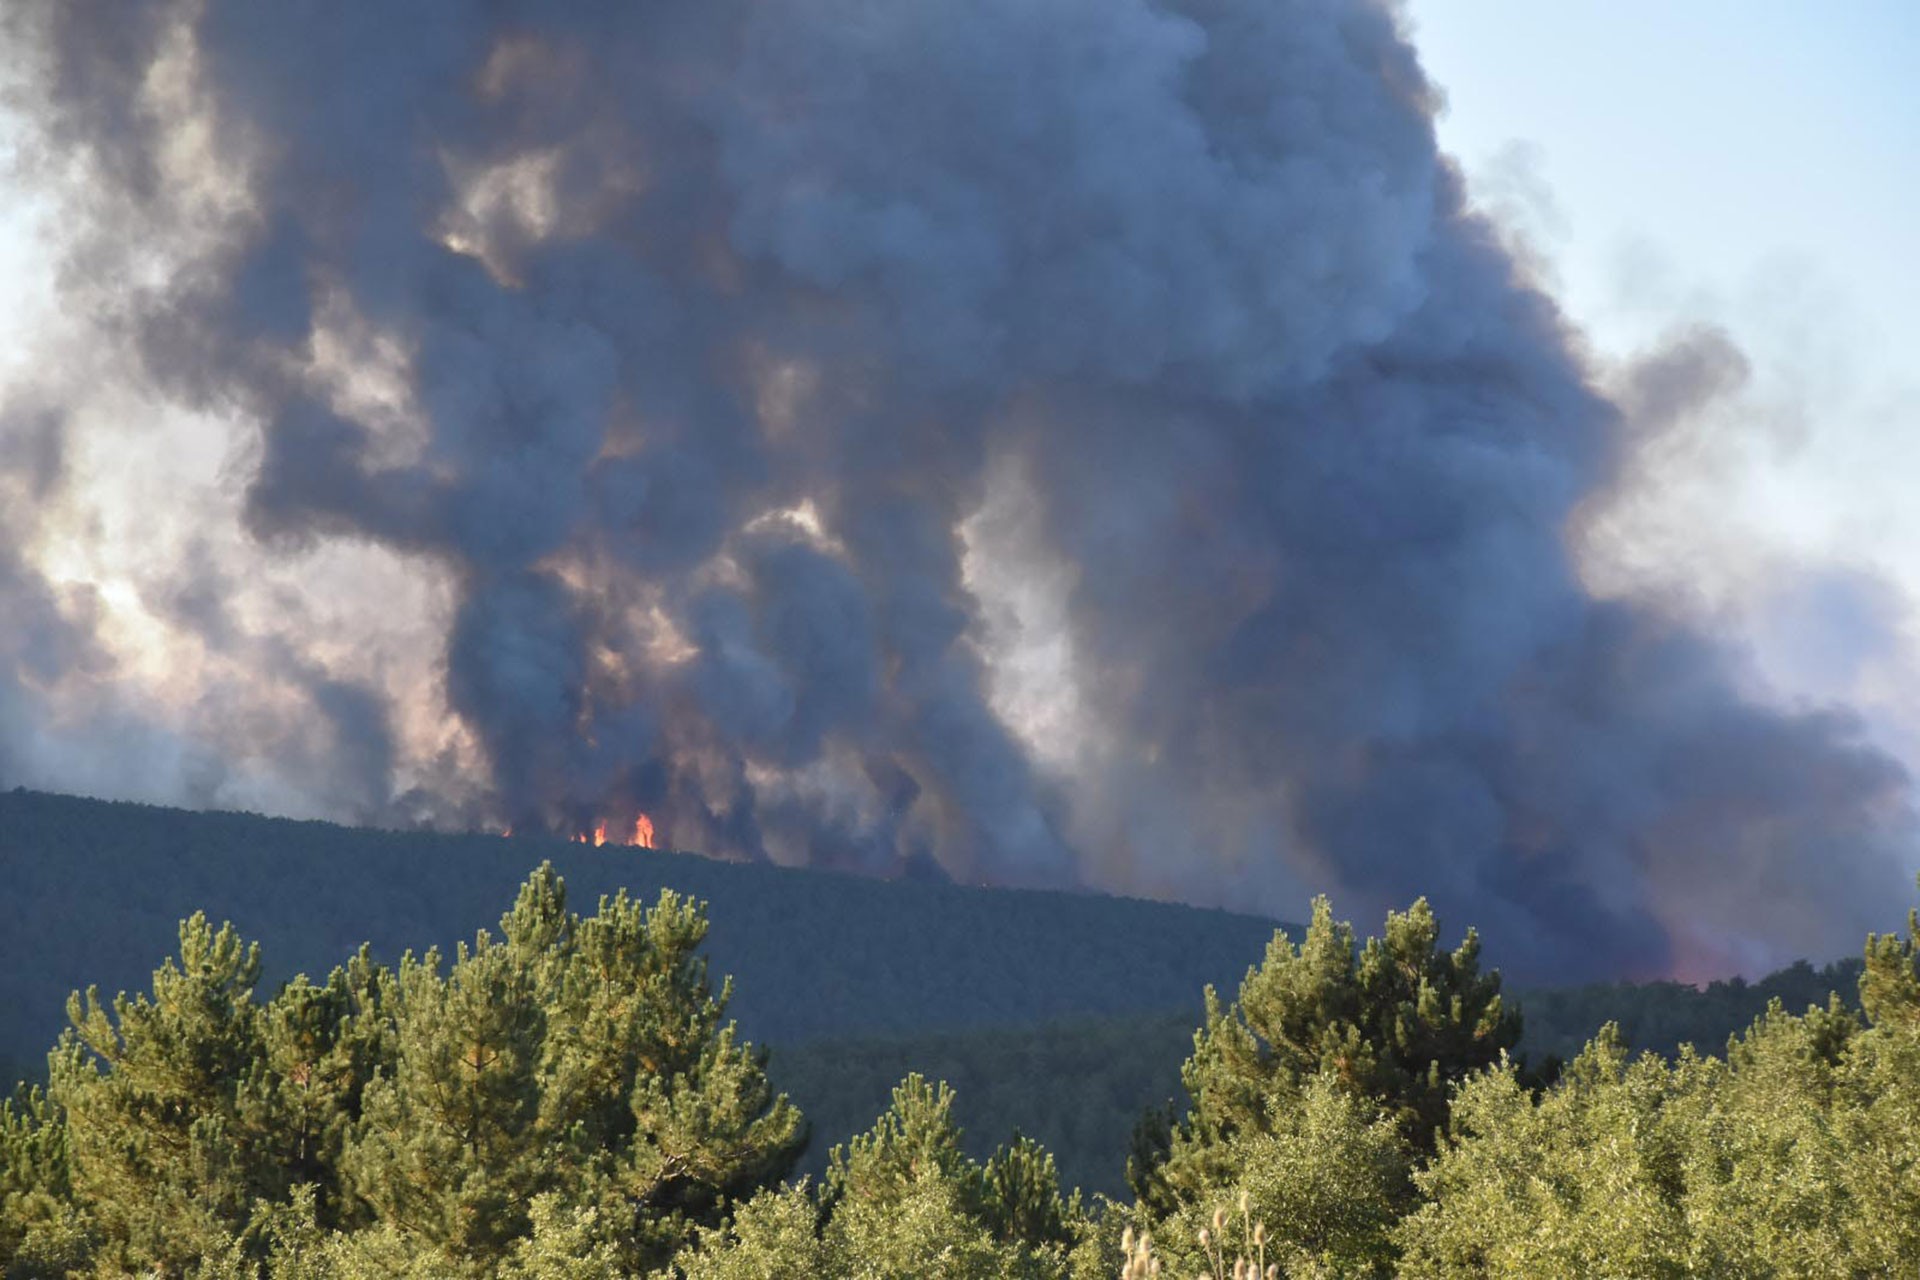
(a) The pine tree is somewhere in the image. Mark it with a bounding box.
[825,1074,978,1214]
[343,931,551,1269]
[5,864,800,1275]
[49,913,292,1272]
[1859,881,1920,1029]
[1836,878,1920,1267]
[981,1132,1075,1253]
[0,1083,89,1274]
[673,1075,1084,1279]
[1180,896,1514,1153]
[558,884,803,1257]
[259,947,397,1229]
[1128,896,1515,1266]
[342,864,804,1274]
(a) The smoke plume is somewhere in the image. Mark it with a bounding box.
[0,0,1911,980]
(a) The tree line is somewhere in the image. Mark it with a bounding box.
[4,863,1918,1277]
[0,788,1281,1070]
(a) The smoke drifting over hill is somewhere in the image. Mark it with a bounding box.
[0,0,1911,980]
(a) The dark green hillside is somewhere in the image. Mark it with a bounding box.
[0,788,1286,1077]
[1512,957,1866,1064]
[770,966,1872,1198]
[2,786,1872,1207]
[772,1011,1197,1197]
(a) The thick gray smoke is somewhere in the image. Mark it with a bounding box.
[1,0,1912,980]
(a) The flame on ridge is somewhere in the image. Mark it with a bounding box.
[569,814,655,849]
[492,814,656,849]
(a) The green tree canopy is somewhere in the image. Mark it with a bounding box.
[1399,886,1920,1278]
[672,1074,1087,1280]
[5,864,802,1277]
[1131,895,1517,1219]
[341,866,805,1275]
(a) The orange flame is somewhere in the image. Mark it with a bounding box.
[558,814,656,849]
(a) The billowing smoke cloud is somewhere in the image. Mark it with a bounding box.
[0,0,1911,981]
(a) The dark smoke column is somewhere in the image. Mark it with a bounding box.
[5,0,1912,980]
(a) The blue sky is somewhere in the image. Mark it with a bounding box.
[1406,0,1916,440]
[1408,1,1920,751]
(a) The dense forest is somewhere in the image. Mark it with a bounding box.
[770,956,1876,1199]
[0,790,1874,1201]
[0,790,1284,1060]
[5,838,1918,1273]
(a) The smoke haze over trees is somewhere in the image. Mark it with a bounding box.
[0,0,1914,981]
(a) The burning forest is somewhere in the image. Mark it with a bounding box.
[0,0,1913,983]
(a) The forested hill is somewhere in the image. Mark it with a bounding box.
[0,788,1877,1200]
[0,788,1288,1072]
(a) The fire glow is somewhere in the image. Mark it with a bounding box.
[574,815,656,850]
[495,815,656,849]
